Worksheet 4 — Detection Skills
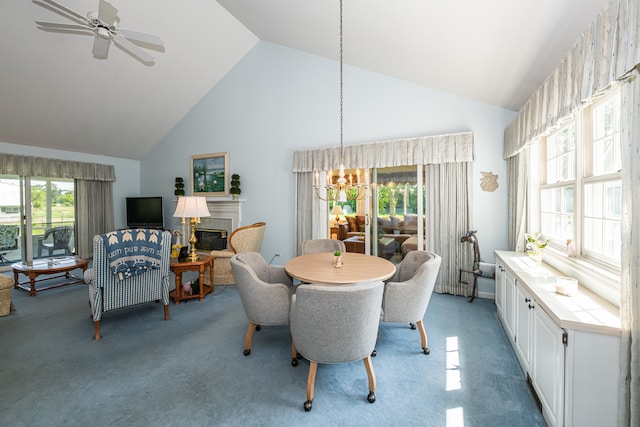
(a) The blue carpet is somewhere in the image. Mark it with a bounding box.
[0,275,545,427]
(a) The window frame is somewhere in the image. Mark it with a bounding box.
[535,88,622,302]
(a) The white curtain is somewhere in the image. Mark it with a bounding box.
[75,179,114,259]
[425,161,473,295]
[501,1,640,423]
[506,149,528,251]
[619,76,640,427]
[293,131,474,296]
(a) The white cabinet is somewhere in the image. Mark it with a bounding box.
[503,268,516,344]
[514,281,533,373]
[532,301,565,426]
[495,263,505,316]
[494,251,620,427]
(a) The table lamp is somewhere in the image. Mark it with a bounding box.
[173,196,211,262]
[331,205,345,224]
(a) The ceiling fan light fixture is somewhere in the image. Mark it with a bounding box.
[96,27,110,38]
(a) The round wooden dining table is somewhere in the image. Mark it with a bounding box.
[285,252,396,285]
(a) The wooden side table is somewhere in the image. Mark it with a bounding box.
[169,255,214,304]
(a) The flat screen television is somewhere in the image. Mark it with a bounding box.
[126,196,164,229]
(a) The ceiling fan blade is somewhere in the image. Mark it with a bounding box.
[36,21,91,32]
[118,28,164,49]
[113,35,154,64]
[92,35,110,59]
[98,0,118,27]
[36,0,87,23]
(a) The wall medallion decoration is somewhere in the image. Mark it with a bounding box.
[480,171,498,192]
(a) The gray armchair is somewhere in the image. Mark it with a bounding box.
[301,239,346,255]
[290,280,384,411]
[230,252,297,363]
[381,250,441,354]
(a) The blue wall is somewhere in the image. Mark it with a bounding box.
[142,41,516,297]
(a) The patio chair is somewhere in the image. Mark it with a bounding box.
[37,226,73,257]
[0,224,20,265]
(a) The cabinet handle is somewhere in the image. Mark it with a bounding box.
[529,304,535,309]
[525,297,531,303]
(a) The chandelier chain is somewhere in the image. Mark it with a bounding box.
[313,0,368,202]
[339,0,344,163]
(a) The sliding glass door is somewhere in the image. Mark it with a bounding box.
[0,175,75,267]
[371,165,425,262]
[327,165,425,264]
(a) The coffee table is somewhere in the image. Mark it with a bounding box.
[12,256,89,296]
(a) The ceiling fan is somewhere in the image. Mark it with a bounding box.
[33,0,164,65]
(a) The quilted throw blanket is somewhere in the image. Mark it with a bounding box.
[102,229,163,280]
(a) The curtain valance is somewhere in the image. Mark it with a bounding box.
[293,131,473,172]
[504,0,640,158]
[0,153,115,181]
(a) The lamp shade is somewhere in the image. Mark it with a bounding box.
[173,196,210,218]
[330,205,344,216]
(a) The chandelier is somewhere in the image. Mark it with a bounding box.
[314,0,368,203]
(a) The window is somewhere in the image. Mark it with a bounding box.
[539,89,621,275]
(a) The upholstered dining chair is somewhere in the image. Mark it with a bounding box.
[290,280,385,411]
[230,252,297,364]
[84,229,172,340]
[381,250,442,354]
[301,238,346,255]
[210,222,266,285]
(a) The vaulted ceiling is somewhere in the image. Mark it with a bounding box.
[0,0,611,160]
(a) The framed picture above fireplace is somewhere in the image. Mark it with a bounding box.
[191,152,229,197]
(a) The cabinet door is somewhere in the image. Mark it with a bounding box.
[495,263,505,316]
[514,282,533,373]
[503,269,516,343]
[532,305,565,427]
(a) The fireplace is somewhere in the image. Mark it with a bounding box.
[194,229,227,251]
[173,199,243,250]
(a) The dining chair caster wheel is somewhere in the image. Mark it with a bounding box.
[410,322,416,330]
[291,358,298,366]
[367,392,376,403]
[423,347,430,355]
[371,349,377,357]
[243,349,250,356]
[255,325,261,331]
[304,400,313,411]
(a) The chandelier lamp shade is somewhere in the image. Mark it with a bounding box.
[172,196,211,262]
[314,0,368,203]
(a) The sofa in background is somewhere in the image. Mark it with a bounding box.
[335,215,417,258]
